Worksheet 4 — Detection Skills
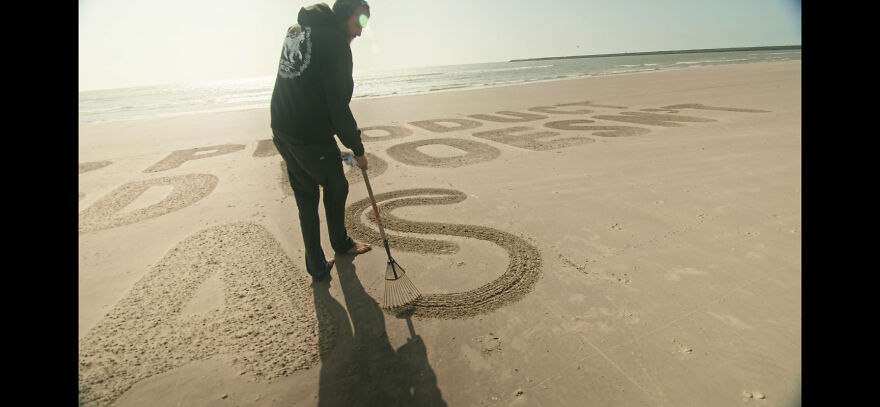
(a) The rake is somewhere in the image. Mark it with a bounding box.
[342,152,421,309]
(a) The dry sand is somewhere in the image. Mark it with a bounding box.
[79,61,801,406]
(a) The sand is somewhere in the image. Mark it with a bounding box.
[78,60,801,406]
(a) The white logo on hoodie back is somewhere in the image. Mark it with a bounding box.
[279,25,312,79]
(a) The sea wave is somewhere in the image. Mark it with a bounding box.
[607,68,659,75]
[675,58,752,65]
[451,64,555,75]
[79,48,799,123]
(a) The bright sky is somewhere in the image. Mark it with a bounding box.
[78,0,801,92]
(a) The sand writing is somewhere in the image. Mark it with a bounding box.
[143,144,246,173]
[472,126,594,151]
[409,118,484,133]
[590,111,717,127]
[79,102,770,231]
[78,174,218,233]
[252,139,279,157]
[386,138,501,168]
[543,119,652,137]
[528,104,593,115]
[80,161,113,174]
[264,101,768,173]
[660,103,771,113]
[640,108,678,113]
[361,125,414,142]
[344,188,542,319]
[78,222,334,407]
[468,111,548,123]
[567,101,629,109]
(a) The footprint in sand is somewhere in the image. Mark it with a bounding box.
[671,338,694,357]
[742,390,767,401]
[473,333,503,355]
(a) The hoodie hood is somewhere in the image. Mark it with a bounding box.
[297,3,339,27]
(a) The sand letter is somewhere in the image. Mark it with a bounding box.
[409,118,483,133]
[559,101,628,109]
[78,174,218,233]
[386,138,501,168]
[77,222,330,407]
[79,160,113,174]
[143,144,246,173]
[591,111,716,127]
[344,188,542,319]
[360,125,414,142]
[468,111,548,123]
[544,119,651,137]
[472,126,593,151]
[528,104,593,115]
[252,139,279,157]
[659,103,770,113]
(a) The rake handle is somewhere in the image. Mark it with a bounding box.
[360,167,393,260]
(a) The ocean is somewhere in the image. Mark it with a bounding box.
[78,47,800,124]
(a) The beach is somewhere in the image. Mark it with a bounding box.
[78,60,801,406]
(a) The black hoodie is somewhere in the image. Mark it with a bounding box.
[270,3,365,157]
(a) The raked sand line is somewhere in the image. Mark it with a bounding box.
[80,160,113,174]
[78,222,333,407]
[345,188,542,319]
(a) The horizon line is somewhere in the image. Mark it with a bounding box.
[509,44,802,63]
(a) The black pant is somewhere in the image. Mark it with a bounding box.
[273,130,356,277]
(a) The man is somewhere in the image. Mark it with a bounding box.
[270,0,372,282]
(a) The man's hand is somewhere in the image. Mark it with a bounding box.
[356,154,368,170]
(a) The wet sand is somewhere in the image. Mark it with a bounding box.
[79,60,801,406]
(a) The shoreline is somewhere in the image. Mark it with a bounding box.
[78,59,799,126]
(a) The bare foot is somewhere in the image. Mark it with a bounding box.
[345,241,372,255]
[312,259,335,283]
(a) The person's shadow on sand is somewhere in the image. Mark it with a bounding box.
[310,255,446,406]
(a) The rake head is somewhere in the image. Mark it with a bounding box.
[383,258,421,310]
